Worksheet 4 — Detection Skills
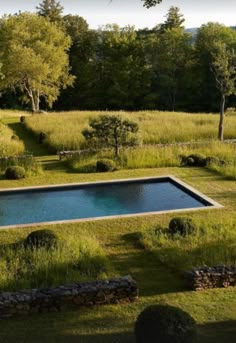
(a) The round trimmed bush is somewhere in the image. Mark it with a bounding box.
[169,217,196,236]
[96,159,116,172]
[5,166,26,180]
[135,304,197,343]
[24,229,58,249]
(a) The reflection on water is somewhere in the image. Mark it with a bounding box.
[0,181,208,226]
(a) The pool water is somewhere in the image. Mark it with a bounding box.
[0,177,214,227]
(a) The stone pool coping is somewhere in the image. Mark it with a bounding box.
[0,175,223,229]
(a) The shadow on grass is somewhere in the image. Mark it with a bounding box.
[197,320,236,343]
[8,121,49,157]
[110,234,185,297]
[57,320,236,343]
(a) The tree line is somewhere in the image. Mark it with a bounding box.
[0,1,236,139]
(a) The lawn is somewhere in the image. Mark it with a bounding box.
[0,111,235,342]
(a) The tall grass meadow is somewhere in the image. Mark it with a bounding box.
[0,233,110,291]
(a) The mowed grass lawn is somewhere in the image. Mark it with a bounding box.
[0,164,235,343]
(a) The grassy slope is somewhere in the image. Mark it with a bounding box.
[0,114,235,342]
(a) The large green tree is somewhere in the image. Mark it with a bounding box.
[56,15,98,109]
[153,28,192,111]
[0,13,74,112]
[92,25,152,110]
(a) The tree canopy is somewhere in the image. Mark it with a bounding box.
[36,0,63,22]
[158,6,185,33]
[0,13,74,112]
[142,0,162,8]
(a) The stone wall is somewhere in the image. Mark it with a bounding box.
[185,266,236,291]
[0,276,138,319]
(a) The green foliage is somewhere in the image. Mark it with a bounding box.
[36,0,64,23]
[169,217,196,236]
[142,0,162,8]
[96,159,116,172]
[158,6,185,33]
[135,304,197,343]
[0,154,42,176]
[0,122,25,156]
[24,230,59,249]
[82,115,139,157]
[0,13,74,112]
[5,166,25,180]
[181,154,207,167]
[0,233,109,291]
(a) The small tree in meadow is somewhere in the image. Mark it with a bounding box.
[82,115,139,158]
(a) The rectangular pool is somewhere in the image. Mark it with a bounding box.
[0,176,222,228]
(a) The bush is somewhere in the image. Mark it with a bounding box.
[205,156,225,166]
[96,159,116,172]
[181,154,207,167]
[5,166,26,180]
[24,230,59,249]
[135,304,197,343]
[169,217,196,236]
[38,132,47,144]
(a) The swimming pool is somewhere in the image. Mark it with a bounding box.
[0,176,222,228]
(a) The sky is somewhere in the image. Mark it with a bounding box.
[0,0,236,29]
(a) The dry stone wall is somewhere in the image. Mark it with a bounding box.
[186,265,236,291]
[0,276,138,319]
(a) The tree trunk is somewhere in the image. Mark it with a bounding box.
[33,90,40,113]
[115,144,119,158]
[218,94,225,141]
[30,95,36,113]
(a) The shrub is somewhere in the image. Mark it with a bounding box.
[20,116,26,123]
[5,166,26,180]
[96,159,116,172]
[135,304,197,343]
[205,156,225,166]
[169,217,196,236]
[181,154,207,167]
[38,132,47,144]
[24,230,59,249]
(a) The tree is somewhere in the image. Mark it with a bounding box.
[91,25,152,110]
[142,0,162,8]
[82,115,139,157]
[195,23,236,133]
[158,6,185,33]
[56,15,98,110]
[210,42,236,140]
[0,13,74,112]
[36,0,63,22]
[153,27,192,111]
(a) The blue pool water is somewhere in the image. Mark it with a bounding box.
[0,178,211,227]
